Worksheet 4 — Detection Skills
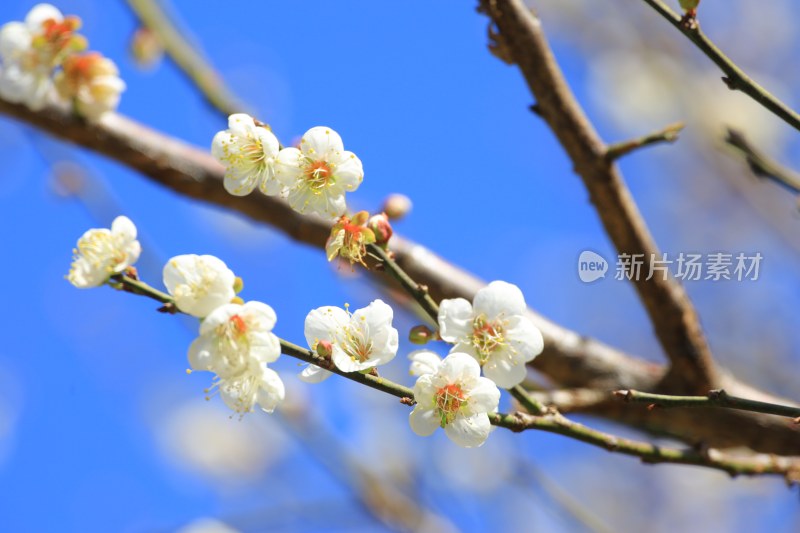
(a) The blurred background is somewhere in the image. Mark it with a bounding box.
[0,0,799,531]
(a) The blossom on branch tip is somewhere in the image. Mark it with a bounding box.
[54,52,125,120]
[274,126,363,219]
[438,281,543,388]
[368,212,392,246]
[0,4,86,110]
[163,254,236,318]
[304,300,398,374]
[409,352,500,448]
[212,113,281,197]
[326,211,375,266]
[68,215,141,288]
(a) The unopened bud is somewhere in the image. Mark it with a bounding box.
[230,296,244,305]
[233,276,244,294]
[381,193,412,220]
[130,27,164,68]
[368,213,393,246]
[409,325,434,345]
[315,340,333,358]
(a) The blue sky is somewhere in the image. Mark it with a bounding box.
[1,1,800,531]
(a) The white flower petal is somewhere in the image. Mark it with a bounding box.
[505,315,544,363]
[274,147,304,186]
[473,281,527,319]
[444,414,491,448]
[438,298,474,343]
[256,366,285,413]
[111,215,137,240]
[467,377,501,413]
[408,350,442,377]
[242,301,278,332]
[482,348,528,389]
[333,151,363,192]
[0,22,30,60]
[249,331,281,364]
[409,406,439,437]
[438,352,481,384]
[299,364,333,383]
[304,306,349,347]
[301,126,344,158]
[25,4,63,30]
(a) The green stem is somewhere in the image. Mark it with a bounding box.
[640,0,800,132]
[112,274,415,400]
[510,385,546,415]
[106,274,800,482]
[615,389,800,420]
[489,411,797,479]
[367,243,440,322]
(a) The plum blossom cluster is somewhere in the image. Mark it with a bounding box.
[212,115,364,220]
[0,3,124,119]
[67,217,284,416]
[212,113,400,266]
[66,219,540,448]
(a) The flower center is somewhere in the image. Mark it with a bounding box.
[341,324,373,363]
[435,383,466,427]
[471,315,506,362]
[75,230,126,272]
[303,160,334,191]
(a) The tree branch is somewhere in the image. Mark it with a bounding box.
[4,98,800,454]
[725,128,800,194]
[480,0,717,392]
[111,274,800,483]
[615,389,800,420]
[125,0,248,116]
[639,0,800,132]
[606,122,684,162]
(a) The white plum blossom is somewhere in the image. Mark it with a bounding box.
[189,301,280,379]
[438,281,543,389]
[409,352,500,448]
[163,254,236,318]
[408,350,442,377]
[214,360,285,415]
[54,52,125,120]
[68,215,141,288]
[304,299,398,374]
[188,301,284,415]
[212,113,281,196]
[0,4,85,110]
[274,126,363,219]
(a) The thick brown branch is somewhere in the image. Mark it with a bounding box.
[480,0,717,393]
[3,98,800,454]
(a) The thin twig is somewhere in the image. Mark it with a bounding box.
[368,243,440,323]
[509,385,546,415]
[725,128,800,194]
[125,0,248,116]
[615,389,800,420]
[639,0,800,132]
[606,122,684,161]
[108,274,800,481]
[489,410,800,482]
